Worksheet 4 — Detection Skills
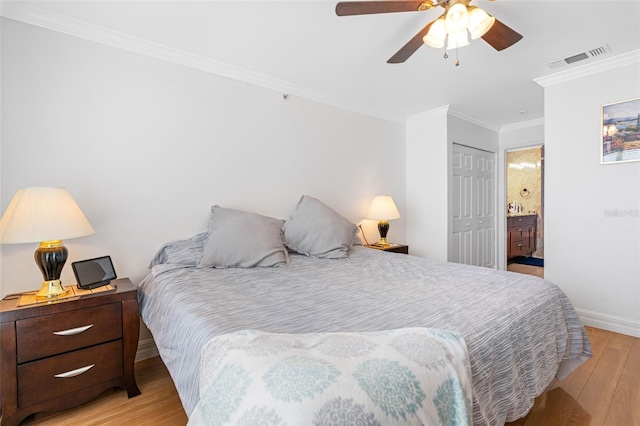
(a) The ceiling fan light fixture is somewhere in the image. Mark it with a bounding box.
[335,0,523,63]
[423,17,446,48]
[467,6,495,39]
[444,3,469,34]
[446,30,469,50]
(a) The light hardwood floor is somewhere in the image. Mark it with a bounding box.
[507,262,544,278]
[20,326,639,426]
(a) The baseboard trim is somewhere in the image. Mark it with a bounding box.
[576,308,640,338]
[135,337,159,362]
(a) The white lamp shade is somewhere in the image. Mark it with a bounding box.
[467,6,495,39]
[0,187,95,244]
[446,30,470,50]
[423,17,446,48]
[445,3,469,34]
[367,196,401,221]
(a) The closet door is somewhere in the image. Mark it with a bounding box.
[451,144,496,267]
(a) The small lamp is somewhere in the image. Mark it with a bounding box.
[367,195,401,246]
[0,187,95,299]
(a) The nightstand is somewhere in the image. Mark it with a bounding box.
[0,278,141,426]
[367,243,409,254]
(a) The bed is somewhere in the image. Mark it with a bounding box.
[138,197,591,425]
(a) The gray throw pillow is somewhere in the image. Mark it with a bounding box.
[197,206,288,268]
[283,195,358,259]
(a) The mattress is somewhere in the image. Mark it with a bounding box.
[138,243,591,425]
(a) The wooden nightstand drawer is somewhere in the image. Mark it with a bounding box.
[16,303,122,363]
[17,340,123,407]
[1,278,140,426]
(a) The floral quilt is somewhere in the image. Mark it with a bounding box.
[187,328,472,426]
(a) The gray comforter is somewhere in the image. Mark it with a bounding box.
[138,242,591,425]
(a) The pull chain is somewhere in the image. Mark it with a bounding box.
[444,34,449,59]
[442,37,460,66]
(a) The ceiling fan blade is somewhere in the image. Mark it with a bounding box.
[387,20,434,63]
[336,1,429,16]
[481,18,523,51]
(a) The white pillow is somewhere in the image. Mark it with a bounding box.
[197,206,288,268]
[283,195,358,259]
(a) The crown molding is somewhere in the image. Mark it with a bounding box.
[500,117,545,133]
[0,2,405,124]
[406,105,450,124]
[534,50,640,88]
[448,107,499,132]
[406,105,501,132]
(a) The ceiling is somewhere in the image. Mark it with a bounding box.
[2,0,640,128]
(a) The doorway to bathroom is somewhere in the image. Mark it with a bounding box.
[506,145,544,278]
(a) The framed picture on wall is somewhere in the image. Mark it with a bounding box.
[601,97,640,164]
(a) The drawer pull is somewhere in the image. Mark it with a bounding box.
[55,364,95,378]
[53,324,94,336]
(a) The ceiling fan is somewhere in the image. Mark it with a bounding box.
[335,0,523,65]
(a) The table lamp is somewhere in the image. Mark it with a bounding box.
[0,187,95,299]
[367,195,401,246]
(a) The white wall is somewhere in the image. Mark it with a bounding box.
[0,18,406,299]
[406,107,449,260]
[448,114,498,153]
[541,59,640,337]
[499,121,545,148]
[405,108,499,261]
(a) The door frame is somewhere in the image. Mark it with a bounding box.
[499,142,544,270]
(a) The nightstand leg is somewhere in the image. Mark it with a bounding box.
[122,299,141,397]
[1,322,20,426]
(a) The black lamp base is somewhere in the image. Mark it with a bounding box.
[376,220,390,246]
[34,240,69,299]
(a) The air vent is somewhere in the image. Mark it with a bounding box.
[547,44,611,69]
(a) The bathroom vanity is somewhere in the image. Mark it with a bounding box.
[507,214,537,260]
